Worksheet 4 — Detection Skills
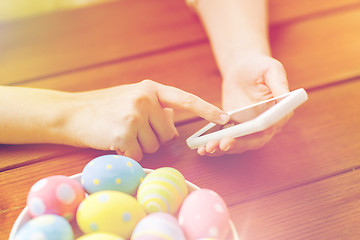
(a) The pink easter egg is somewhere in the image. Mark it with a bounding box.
[178,189,230,240]
[26,175,85,221]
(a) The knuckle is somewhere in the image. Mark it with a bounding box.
[133,92,152,108]
[180,94,195,108]
[140,79,155,88]
[123,114,141,126]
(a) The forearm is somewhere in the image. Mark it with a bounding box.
[193,0,270,77]
[0,86,73,145]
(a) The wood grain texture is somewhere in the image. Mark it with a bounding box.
[271,7,360,89]
[269,0,360,24]
[2,79,360,239]
[2,0,360,239]
[1,0,360,86]
[229,169,360,240]
[8,6,360,94]
[0,0,206,85]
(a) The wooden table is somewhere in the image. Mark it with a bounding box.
[1,0,360,239]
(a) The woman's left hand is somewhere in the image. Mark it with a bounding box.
[197,53,292,156]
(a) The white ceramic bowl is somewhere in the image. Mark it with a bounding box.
[9,169,239,240]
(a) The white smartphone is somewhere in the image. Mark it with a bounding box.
[186,88,308,149]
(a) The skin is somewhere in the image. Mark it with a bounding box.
[0,80,229,161]
[190,0,292,156]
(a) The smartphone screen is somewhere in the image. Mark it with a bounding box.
[199,96,286,137]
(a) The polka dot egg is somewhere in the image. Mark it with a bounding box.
[131,212,186,240]
[26,175,85,221]
[137,167,188,215]
[76,233,124,240]
[178,189,231,240]
[76,191,146,239]
[15,214,73,240]
[81,155,145,195]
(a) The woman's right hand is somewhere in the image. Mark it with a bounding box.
[64,80,229,161]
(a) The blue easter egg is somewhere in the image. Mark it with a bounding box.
[15,214,73,240]
[81,155,145,195]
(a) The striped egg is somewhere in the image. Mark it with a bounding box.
[77,233,124,240]
[131,212,186,240]
[137,167,188,215]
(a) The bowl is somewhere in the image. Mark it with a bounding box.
[9,169,239,240]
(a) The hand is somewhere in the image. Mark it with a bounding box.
[197,53,291,156]
[63,80,229,161]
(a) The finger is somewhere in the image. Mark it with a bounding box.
[153,82,230,125]
[148,106,178,144]
[205,140,220,154]
[197,146,206,156]
[219,137,236,152]
[137,121,160,154]
[120,135,143,162]
[265,63,290,97]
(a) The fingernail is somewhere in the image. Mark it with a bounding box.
[219,113,230,124]
[222,145,230,152]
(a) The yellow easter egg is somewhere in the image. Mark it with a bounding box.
[137,167,188,215]
[77,233,124,240]
[76,191,145,239]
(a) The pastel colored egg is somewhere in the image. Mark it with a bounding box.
[137,167,188,215]
[81,154,145,195]
[15,214,73,240]
[196,238,218,240]
[26,175,85,221]
[76,191,146,239]
[76,233,124,240]
[178,189,230,240]
[131,212,186,240]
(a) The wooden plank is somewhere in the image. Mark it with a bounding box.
[0,144,104,172]
[271,7,360,89]
[0,0,206,85]
[13,6,360,95]
[2,79,360,235]
[1,0,360,86]
[269,0,360,25]
[228,169,360,240]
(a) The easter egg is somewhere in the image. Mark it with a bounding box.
[15,214,73,240]
[76,233,124,240]
[137,167,188,215]
[131,212,186,240]
[76,191,146,239]
[26,175,85,221]
[81,154,145,195]
[178,189,230,240]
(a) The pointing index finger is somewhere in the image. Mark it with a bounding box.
[153,82,229,125]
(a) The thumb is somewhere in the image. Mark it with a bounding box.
[265,64,290,97]
[154,82,230,125]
